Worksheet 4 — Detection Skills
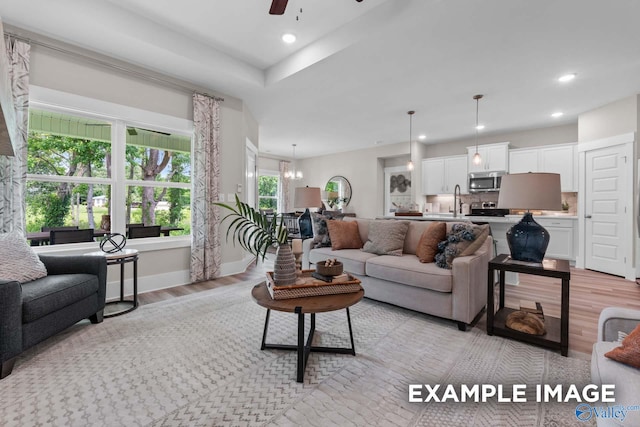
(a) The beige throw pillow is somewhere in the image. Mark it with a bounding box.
[362,220,409,256]
[416,222,446,263]
[327,220,363,250]
[435,223,490,269]
[0,231,48,283]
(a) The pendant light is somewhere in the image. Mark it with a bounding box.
[407,110,415,171]
[472,94,484,165]
[284,144,303,180]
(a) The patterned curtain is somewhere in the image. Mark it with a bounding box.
[0,34,30,234]
[190,94,222,282]
[278,160,290,213]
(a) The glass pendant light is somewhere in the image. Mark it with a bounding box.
[407,110,415,171]
[284,144,303,179]
[473,94,483,165]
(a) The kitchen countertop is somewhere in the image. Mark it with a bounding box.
[379,214,577,223]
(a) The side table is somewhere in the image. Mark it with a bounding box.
[487,254,570,356]
[85,249,139,317]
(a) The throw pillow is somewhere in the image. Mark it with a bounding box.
[362,220,409,256]
[327,220,363,250]
[605,324,640,369]
[0,231,48,283]
[435,223,490,269]
[416,222,446,263]
[311,212,333,249]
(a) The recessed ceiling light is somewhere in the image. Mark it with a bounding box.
[282,33,296,44]
[551,112,564,118]
[418,134,426,140]
[558,73,576,83]
[475,124,485,130]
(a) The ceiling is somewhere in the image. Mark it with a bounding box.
[2,0,640,159]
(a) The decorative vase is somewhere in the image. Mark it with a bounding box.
[273,244,297,286]
[506,212,550,263]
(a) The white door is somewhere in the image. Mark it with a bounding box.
[584,145,627,276]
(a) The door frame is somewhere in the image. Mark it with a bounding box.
[576,132,636,280]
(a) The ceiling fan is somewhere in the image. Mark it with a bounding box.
[269,0,363,15]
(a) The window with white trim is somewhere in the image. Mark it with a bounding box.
[258,172,279,213]
[26,108,192,240]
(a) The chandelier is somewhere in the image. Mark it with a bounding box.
[284,143,303,179]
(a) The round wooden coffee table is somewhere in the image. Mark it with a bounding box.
[251,282,364,383]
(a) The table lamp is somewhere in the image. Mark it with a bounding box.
[294,186,322,239]
[497,173,562,263]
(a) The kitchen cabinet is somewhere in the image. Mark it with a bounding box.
[508,143,577,191]
[535,217,577,261]
[467,142,509,172]
[422,155,467,195]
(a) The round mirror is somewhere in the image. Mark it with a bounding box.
[324,176,352,210]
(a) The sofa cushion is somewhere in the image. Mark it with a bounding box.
[435,223,490,269]
[311,213,333,249]
[21,274,99,323]
[416,222,447,263]
[362,220,409,256]
[403,221,432,255]
[309,247,377,276]
[327,220,363,250]
[605,324,640,369]
[0,231,48,283]
[366,255,453,293]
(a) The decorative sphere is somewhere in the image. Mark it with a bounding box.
[100,233,127,253]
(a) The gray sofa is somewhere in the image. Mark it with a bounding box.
[302,218,492,330]
[0,254,107,378]
[591,307,640,427]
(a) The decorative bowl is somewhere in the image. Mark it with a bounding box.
[316,260,343,276]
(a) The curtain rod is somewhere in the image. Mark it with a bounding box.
[5,32,224,102]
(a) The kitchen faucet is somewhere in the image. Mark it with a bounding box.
[453,184,462,218]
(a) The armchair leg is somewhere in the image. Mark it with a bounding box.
[89,309,104,324]
[457,322,468,332]
[1,358,16,379]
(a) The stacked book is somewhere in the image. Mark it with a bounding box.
[519,300,544,321]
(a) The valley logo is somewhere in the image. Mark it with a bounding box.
[576,403,640,423]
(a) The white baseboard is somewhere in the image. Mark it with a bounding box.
[219,254,256,277]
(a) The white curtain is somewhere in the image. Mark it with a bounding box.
[190,93,222,282]
[0,32,30,234]
[278,160,290,213]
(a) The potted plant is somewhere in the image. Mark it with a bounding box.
[215,195,297,286]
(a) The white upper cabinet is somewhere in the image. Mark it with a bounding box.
[422,155,468,195]
[467,142,509,172]
[508,143,577,192]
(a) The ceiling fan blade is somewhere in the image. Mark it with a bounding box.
[269,0,288,15]
[138,128,171,136]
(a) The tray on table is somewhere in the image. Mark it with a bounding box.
[266,269,362,300]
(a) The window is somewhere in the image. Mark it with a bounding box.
[258,173,279,212]
[26,108,192,239]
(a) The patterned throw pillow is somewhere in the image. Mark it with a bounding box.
[605,324,640,369]
[311,213,333,249]
[435,223,490,269]
[327,220,363,250]
[0,231,48,283]
[416,222,447,263]
[362,220,409,256]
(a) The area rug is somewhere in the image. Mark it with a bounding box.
[1,280,594,426]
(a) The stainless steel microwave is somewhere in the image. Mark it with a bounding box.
[468,171,506,193]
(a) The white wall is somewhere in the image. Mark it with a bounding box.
[28,40,256,289]
[578,95,639,143]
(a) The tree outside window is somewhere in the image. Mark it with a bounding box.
[258,174,279,212]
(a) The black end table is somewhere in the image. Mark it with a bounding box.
[487,254,570,356]
[86,249,139,317]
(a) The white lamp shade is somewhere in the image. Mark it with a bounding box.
[497,173,562,211]
[294,187,322,209]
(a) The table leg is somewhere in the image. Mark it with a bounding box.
[487,266,494,335]
[499,270,505,309]
[296,307,305,383]
[119,261,125,302]
[346,307,356,355]
[133,258,138,308]
[261,309,271,350]
[561,278,570,356]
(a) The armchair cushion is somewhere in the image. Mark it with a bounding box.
[0,232,47,283]
[21,274,99,323]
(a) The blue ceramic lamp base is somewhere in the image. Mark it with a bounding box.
[506,212,550,263]
[298,208,313,239]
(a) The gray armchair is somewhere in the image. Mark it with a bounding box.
[0,254,107,378]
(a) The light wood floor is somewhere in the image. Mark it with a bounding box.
[138,259,640,356]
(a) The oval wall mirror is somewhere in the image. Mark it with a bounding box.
[324,176,352,209]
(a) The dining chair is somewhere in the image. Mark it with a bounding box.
[41,226,80,232]
[49,228,95,245]
[128,225,161,239]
